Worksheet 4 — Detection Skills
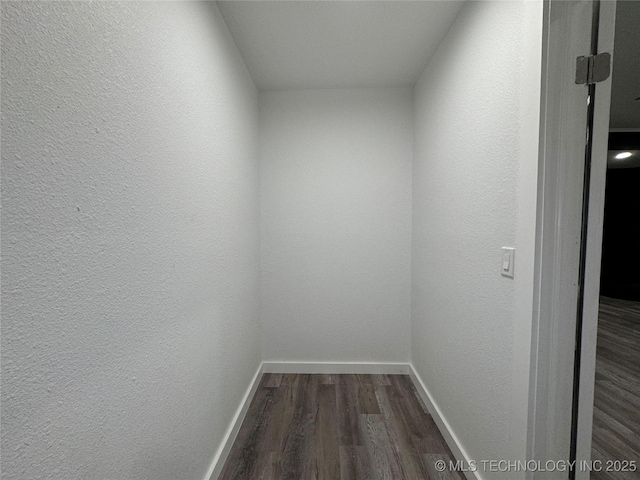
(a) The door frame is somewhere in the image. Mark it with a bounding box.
[528,1,615,478]
[572,2,616,478]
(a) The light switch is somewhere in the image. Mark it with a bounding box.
[501,247,515,278]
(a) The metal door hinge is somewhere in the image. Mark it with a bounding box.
[575,52,611,85]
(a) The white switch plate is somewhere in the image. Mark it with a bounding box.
[501,247,515,278]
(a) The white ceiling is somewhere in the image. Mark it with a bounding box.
[217,1,465,91]
[610,0,640,129]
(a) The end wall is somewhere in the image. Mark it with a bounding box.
[1,3,260,479]
[260,88,413,363]
[411,1,542,477]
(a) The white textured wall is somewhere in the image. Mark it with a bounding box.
[260,88,412,363]
[412,1,542,477]
[1,3,260,480]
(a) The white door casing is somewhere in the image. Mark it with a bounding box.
[528,1,614,479]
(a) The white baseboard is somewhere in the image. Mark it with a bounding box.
[262,361,411,375]
[203,362,264,480]
[409,365,481,480]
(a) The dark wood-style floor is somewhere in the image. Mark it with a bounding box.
[218,374,464,480]
[592,296,640,480]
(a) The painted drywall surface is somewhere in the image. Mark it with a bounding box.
[1,3,259,480]
[610,0,640,129]
[411,1,542,477]
[218,1,464,90]
[260,88,412,363]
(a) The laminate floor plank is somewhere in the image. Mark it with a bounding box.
[218,387,278,479]
[413,415,452,455]
[371,374,391,386]
[357,384,381,415]
[301,374,320,417]
[266,382,298,453]
[217,374,460,480]
[336,375,363,447]
[390,375,430,417]
[356,374,374,385]
[375,385,429,480]
[281,374,298,386]
[311,384,340,479]
[384,379,432,441]
[319,374,335,385]
[591,296,640,480]
[265,373,283,388]
[339,446,372,480]
[281,377,317,480]
[423,454,461,480]
[359,413,400,480]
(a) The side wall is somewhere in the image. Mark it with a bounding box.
[1,3,260,480]
[260,88,412,363]
[411,1,542,477]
